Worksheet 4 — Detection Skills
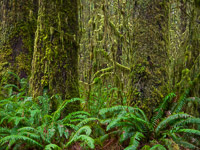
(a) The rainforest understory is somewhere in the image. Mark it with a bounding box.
[0,0,200,150]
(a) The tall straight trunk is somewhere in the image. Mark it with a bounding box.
[29,0,80,113]
[0,0,37,78]
[128,0,169,117]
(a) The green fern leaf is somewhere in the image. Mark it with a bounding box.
[150,144,166,150]
[170,133,197,149]
[76,135,95,149]
[176,129,200,136]
[151,93,175,126]
[66,126,92,147]
[0,135,42,148]
[155,113,192,134]
[44,144,62,150]
[174,89,190,113]
[124,132,144,150]
[76,118,99,129]
[173,118,200,127]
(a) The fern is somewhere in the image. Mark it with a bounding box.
[173,89,190,113]
[124,132,144,150]
[6,71,20,82]
[0,135,42,148]
[120,126,135,143]
[170,133,197,149]
[76,117,99,129]
[66,126,93,147]
[155,113,192,134]
[44,144,62,150]
[62,111,90,123]
[186,97,200,104]
[173,117,200,127]
[52,98,83,121]
[106,113,127,131]
[151,93,176,126]
[76,135,95,149]
[150,144,166,150]
[176,129,200,136]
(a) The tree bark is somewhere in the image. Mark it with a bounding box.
[128,0,169,117]
[29,0,80,113]
[0,0,37,78]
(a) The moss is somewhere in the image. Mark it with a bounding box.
[128,0,169,118]
[29,0,80,113]
[0,0,37,79]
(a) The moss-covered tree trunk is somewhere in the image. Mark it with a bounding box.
[0,0,37,78]
[29,0,80,113]
[128,0,169,117]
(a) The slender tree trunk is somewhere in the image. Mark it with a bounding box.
[29,0,80,113]
[128,0,170,117]
[0,0,37,78]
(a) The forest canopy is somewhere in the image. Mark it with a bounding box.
[0,0,199,149]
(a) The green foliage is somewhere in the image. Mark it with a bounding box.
[151,93,176,126]
[44,144,62,150]
[150,144,166,150]
[1,73,200,149]
[0,73,95,149]
[124,132,144,150]
[99,92,200,149]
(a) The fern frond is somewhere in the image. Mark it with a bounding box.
[0,127,11,134]
[186,97,200,104]
[176,129,200,136]
[63,111,90,121]
[99,105,148,123]
[174,89,190,113]
[99,105,124,115]
[76,118,99,129]
[170,133,197,149]
[151,93,176,126]
[173,118,200,127]
[124,132,144,150]
[7,71,20,81]
[66,126,92,147]
[120,126,135,143]
[52,98,83,121]
[155,113,192,134]
[150,144,166,150]
[76,135,95,149]
[44,144,62,150]
[129,114,151,129]
[106,114,126,131]
[63,123,77,130]
[4,84,20,91]
[19,132,40,140]
[0,135,42,148]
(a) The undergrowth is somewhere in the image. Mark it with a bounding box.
[0,72,200,150]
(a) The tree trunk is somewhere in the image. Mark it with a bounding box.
[0,0,37,78]
[29,0,80,113]
[128,0,169,117]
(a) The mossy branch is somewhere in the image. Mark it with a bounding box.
[97,49,131,72]
[92,66,114,80]
[108,20,123,39]
[79,72,114,86]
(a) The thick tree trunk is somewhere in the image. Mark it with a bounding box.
[29,0,80,113]
[0,0,37,78]
[128,0,169,117]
